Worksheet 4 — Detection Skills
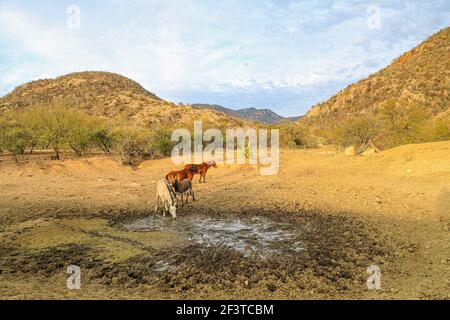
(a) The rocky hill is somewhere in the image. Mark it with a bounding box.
[303,27,450,130]
[0,71,247,128]
[192,104,298,124]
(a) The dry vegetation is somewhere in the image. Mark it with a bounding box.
[0,71,266,165]
[303,27,450,149]
[0,27,449,300]
[1,29,449,157]
[0,143,448,299]
[0,71,248,129]
[0,105,178,165]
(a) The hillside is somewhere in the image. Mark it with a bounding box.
[303,27,450,130]
[0,72,247,128]
[192,103,298,124]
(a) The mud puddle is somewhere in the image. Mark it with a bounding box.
[124,215,308,259]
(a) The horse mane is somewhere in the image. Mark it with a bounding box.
[164,177,177,200]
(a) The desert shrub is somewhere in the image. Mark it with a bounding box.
[244,141,250,159]
[65,113,96,156]
[236,140,251,160]
[13,112,39,154]
[111,126,153,165]
[20,105,83,159]
[1,106,180,161]
[431,119,450,141]
[92,125,114,154]
[0,118,31,162]
[5,105,101,157]
[281,123,318,149]
[379,98,429,147]
[151,128,174,156]
[0,117,8,153]
[334,114,380,148]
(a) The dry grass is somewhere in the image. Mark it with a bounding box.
[304,27,450,131]
[0,142,449,299]
[0,71,249,129]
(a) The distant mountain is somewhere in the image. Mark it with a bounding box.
[302,27,450,130]
[0,72,247,128]
[192,104,299,124]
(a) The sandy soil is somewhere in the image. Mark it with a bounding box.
[0,142,449,300]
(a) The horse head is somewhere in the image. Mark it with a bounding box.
[207,160,217,168]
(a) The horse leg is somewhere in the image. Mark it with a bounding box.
[191,187,195,202]
[163,201,169,218]
[154,196,160,215]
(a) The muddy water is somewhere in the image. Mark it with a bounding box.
[124,215,309,259]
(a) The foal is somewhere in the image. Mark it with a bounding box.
[173,179,195,205]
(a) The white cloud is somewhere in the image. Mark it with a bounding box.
[0,0,448,114]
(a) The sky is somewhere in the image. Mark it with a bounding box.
[0,0,448,117]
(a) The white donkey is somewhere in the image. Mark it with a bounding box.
[154,179,177,219]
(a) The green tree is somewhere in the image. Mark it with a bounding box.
[281,123,317,149]
[335,114,380,148]
[16,112,39,154]
[379,98,429,147]
[152,128,173,156]
[112,126,153,165]
[66,114,96,156]
[93,126,114,154]
[21,105,76,160]
[0,119,31,162]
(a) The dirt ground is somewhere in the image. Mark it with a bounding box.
[0,142,449,300]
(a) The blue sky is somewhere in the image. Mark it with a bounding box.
[0,0,448,116]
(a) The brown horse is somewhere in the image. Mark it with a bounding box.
[165,168,194,184]
[165,169,194,199]
[184,160,217,183]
